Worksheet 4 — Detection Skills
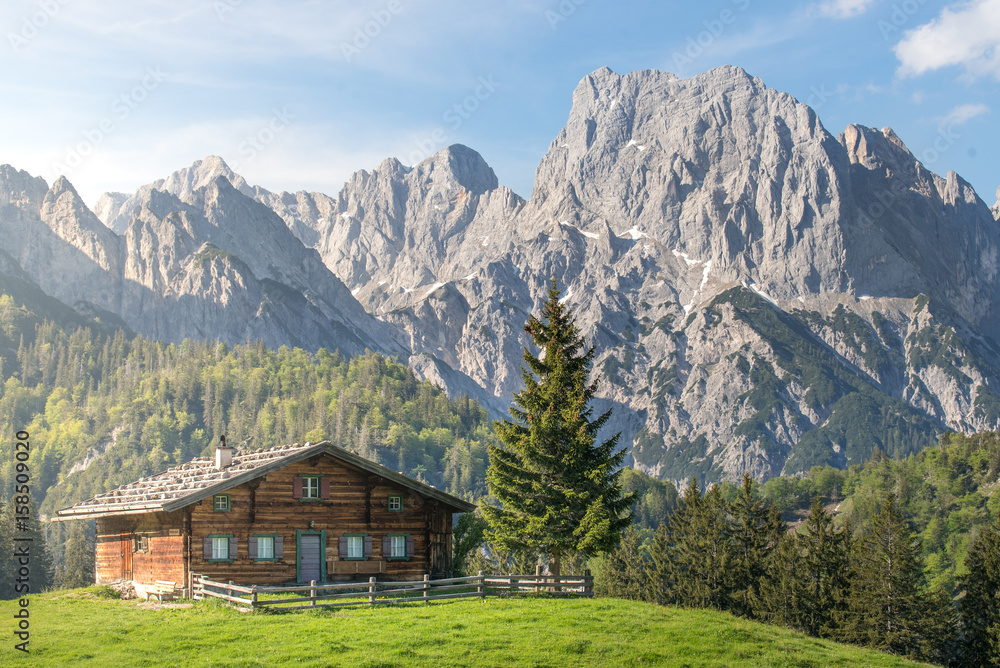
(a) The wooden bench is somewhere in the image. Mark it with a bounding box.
[136,580,178,603]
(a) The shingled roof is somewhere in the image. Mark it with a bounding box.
[55,440,476,520]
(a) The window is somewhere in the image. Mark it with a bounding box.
[258,535,274,559]
[387,495,402,512]
[213,494,230,512]
[204,534,235,562]
[293,475,328,501]
[212,536,229,560]
[390,534,406,558]
[384,533,412,561]
[250,534,282,562]
[132,535,148,553]
[340,534,369,561]
[347,535,364,559]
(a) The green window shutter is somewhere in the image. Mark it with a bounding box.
[406,535,415,557]
[203,536,212,559]
[248,536,258,559]
[292,475,303,499]
[229,536,238,559]
[382,535,391,557]
[275,536,284,558]
[339,537,348,559]
[364,535,372,558]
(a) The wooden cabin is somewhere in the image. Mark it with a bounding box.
[55,440,476,592]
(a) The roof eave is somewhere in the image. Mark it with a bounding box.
[53,504,167,521]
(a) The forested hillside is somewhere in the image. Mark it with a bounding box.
[760,431,1000,592]
[0,334,496,517]
[591,432,1000,665]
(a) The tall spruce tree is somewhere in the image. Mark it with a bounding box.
[838,494,953,661]
[957,514,1000,667]
[757,496,850,635]
[730,473,785,618]
[649,478,731,610]
[793,496,851,637]
[484,279,634,575]
[648,478,702,605]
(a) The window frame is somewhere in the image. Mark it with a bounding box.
[301,475,321,500]
[208,533,234,563]
[345,533,366,561]
[387,494,403,512]
[213,494,231,512]
[387,533,409,561]
[253,533,279,562]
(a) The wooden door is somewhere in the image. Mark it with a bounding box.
[298,534,322,582]
[120,533,133,581]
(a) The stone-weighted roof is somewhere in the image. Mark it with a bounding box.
[55,440,475,519]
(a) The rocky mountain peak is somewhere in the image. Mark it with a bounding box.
[0,164,49,211]
[156,155,251,201]
[414,144,498,196]
[96,156,254,234]
[840,124,917,177]
[93,191,129,226]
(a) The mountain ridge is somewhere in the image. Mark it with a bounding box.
[3,64,999,484]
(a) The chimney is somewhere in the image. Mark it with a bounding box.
[216,434,233,469]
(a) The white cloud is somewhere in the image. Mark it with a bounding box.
[895,0,1000,80]
[819,0,877,19]
[939,102,990,128]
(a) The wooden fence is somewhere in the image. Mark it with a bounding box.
[191,571,593,612]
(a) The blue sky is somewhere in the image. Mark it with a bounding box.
[1,0,998,208]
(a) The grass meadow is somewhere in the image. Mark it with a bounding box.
[0,587,932,667]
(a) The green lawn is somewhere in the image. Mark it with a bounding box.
[0,588,932,667]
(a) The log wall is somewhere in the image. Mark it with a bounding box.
[186,453,455,584]
[95,512,187,585]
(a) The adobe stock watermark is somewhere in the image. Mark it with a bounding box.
[546,0,586,31]
[671,0,752,74]
[7,0,70,52]
[214,0,242,20]
[51,66,167,175]
[876,0,931,41]
[230,107,294,171]
[340,0,408,62]
[406,75,500,165]
[919,122,961,168]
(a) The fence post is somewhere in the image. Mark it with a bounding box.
[535,563,541,594]
[423,574,430,604]
[369,576,376,605]
[228,581,234,603]
[585,568,592,597]
[251,585,258,609]
[310,580,317,607]
[477,570,484,598]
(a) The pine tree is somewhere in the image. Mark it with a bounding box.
[729,473,785,618]
[754,530,800,628]
[958,515,1000,667]
[838,494,953,660]
[648,478,702,606]
[649,479,731,610]
[787,496,851,637]
[596,525,649,601]
[56,520,95,589]
[484,279,634,575]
